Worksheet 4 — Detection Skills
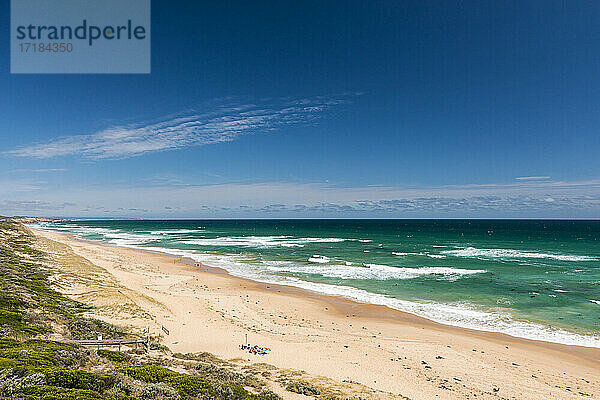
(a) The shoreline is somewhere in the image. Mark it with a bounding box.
[134,246,600,358]
[31,227,600,399]
[35,225,600,350]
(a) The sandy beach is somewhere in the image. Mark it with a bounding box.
[31,227,600,400]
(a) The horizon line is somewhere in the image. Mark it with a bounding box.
[16,216,600,222]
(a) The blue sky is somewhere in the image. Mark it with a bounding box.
[1,1,600,218]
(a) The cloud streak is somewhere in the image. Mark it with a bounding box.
[5,168,69,173]
[5,178,599,218]
[0,200,75,212]
[5,95,352,160]
[515,176,551,181]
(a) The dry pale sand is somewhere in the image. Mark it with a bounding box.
[32,228,600,400]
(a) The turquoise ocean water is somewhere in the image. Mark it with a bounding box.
[33,219,600,347]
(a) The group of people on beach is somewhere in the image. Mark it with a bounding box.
[240,344,270,355]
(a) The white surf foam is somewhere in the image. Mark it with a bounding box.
[150,229,203,234]
[426,254,446,259]
[308,255,330,263]
[298,237,350,243]
[268,263,486,281]
[181,236,350,248]
[442,246,597,262]
[32,223,158,245]
[105,232,159,246]
[34,223,116,237]
[181,236,296,248]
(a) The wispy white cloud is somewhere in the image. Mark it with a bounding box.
[5,95,353,160]
[4,168,69,173]
[5,178,599,218]
[0,200,75,212]
[515,176,551,180]
[0,178,45,193]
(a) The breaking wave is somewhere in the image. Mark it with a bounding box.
[267,262,486,281]
[442,247,597,262]
[181,236,350,248]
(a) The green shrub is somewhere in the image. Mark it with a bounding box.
[121,365,282,400]
[0,358,19,368]
[0,339,85,368]
[69,318,124,340]
[0,293,27,310]
[140,382,181,399]
[25,273,46,280]
[120,365,210,398]
[0,309,49,335]
[196,363,249,384]
[43,368,112,392]
[15,385,104,400]
[206,381,249,399]
[97,349,127,363]
[0,338,19,349]
[0,368,46,397]
[286,381,321,396]
[248,391,282,400]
